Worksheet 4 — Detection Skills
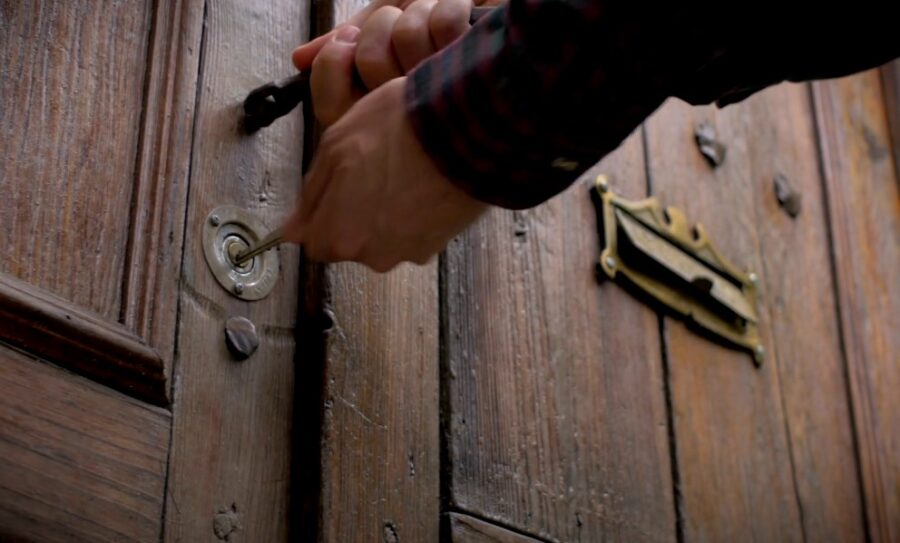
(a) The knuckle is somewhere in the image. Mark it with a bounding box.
[430,7,465,41]
[319,129,341,151]
[391,18,419,48]
[312,41,347,69]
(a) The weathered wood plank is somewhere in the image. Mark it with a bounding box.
[0,346,170,543]
[163,0,308,540]
[444,133,676,542]
[645,82,866,541]
[813,71,900,543]
[121,0,205,375]
[448,512,543,543]
[304,1,441,541]
[315,263,440,543]
[0,0,152,319]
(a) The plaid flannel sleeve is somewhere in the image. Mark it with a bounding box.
[405,0,900,210]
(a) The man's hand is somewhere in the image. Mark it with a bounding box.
[282,78,488,272]
[293,0,477,125]
[284,0,494,271]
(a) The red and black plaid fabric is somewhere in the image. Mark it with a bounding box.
[406,0,900,209]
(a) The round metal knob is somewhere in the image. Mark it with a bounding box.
[203,206,280,301]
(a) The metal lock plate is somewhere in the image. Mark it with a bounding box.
[591,175,764,366]
[203,206,279,301]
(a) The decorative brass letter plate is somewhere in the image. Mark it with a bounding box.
[591,176,763,365]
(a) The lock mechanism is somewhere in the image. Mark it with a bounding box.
[203,206,279,301]
[591,176,763,365]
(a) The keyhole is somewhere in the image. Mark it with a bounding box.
[224,235,254,274]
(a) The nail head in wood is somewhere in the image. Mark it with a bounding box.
[224,316,259,361]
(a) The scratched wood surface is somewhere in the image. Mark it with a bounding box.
[444,133,675,542]
[645,82,868,542]
[311,263,440,543]
[301,0,442,541]
[813,72,900,543]
[447,512,542,543]
[0,0,152,320]
[0,346,170,543]
[163,0,308,539]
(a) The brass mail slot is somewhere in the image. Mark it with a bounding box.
[591,175,764,366]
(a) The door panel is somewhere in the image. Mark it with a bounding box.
[0,0,152,319]
[647,83,865,541]
[0,346,169,543]
[0,0,203,405]
[1,0,309,540]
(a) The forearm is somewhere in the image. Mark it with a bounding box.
[406,0,900,209]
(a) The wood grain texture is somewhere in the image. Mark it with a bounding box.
[0,272,167,405]
[121,0,205,377]
[316,263,440,543]
[881,61,900,180]
[163,0,308,540]
[0,0,151,319]
[444,133,675,542]
[813,72,900,543]
[448,512,543,543]
[645,82,867,542]
[0,346,170,543]
[303,1,441,541]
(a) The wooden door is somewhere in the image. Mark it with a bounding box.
[302,0,900,538]
[1,0,308,540]
[3,0,898,541]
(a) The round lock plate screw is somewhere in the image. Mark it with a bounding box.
[209,214,221,227]
[233,283,244,295]
[225,316,259,361]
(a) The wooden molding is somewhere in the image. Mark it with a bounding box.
[0,273,168,406]
[812,74,900,543]
[120,0,202,376]
[447,513,543,543]
[881,61,900,182]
